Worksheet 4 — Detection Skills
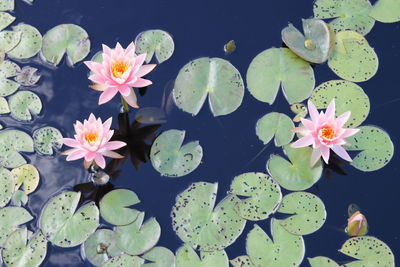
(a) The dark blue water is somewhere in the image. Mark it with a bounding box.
[9,0,400,265]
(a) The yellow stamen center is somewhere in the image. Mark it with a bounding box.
[111,61,129,78]
[85,132,98,143]
[320,127,335,140]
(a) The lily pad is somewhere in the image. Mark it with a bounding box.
[12,164,40,195]
[173,57,244,116]
[346,126,394,171]
[0,30,21,52]
[33,126,63,155]
[115,212,161,255]
[277,192,326,235]
[2,228,47,267]
[171,182,246,251]
[41,24,91,65]
[308,257,340,267]
[339,236,395,266]
[150,129,203,177]
[39,191,99,247]
[142,246,176,267]
[370,0,400,23]
[0,129,34,168]
[290,103,308,122]
[313,0,375,35]
[246,48,315,105]
[282,19,334,64]
[0,96,10,113]
[0,167,14,207]
[267,145,323,191]
[99,189,140,226]
[11,190,28,206]
[0,206,33,246]
[230,256,254,267]
[135,29,175,64]
[0,0,14,11]
[0,12,15,31]
[246,220,305,267]
[256,112,294,147]
[0,60,20,97]
[229,172,282,221]
[7,24,42,59]
[309,80,370,127]
[328,31,378,82]
[176,245,229,267]
[8,90,42,121]
[14,66,41,86]
[102,254,144,267]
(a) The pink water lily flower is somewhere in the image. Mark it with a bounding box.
[84,42,156,108]
[62,114,126,169]
[291,99,359,166]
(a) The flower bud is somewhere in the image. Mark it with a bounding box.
[346,211,368,237]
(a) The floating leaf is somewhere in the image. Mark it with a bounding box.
[230,256,254,267]
[135,29,175,64]
[310,80,370,127]
[0,167,14,207]
[100,189,140,226]
[142,246,176,267]
[2,228,47,267]
[313,0,375,35]
[256,112,294,147]
[308,257,339,267]
[370,0,400,23]
[115,212,161,255]
[0,206,33,246]
[176,245,229,267]
[14,66,41,86]
[8,90,42,121]
[339,236,395,266]
[11,190,28,207]
[39,191,99,247]
[246,220,305,267]
[12,164,39,195]
[290,103,308,122]
[229,172,282,221]
[0,30,21,52]
[8,24,42,59]
[328,31,378,82]
[277,192,326,235]
[173,57,244,116]
[33,126,63,155]
[267,146,323,191]
[0,60,20,96]
[0,0,13,11]
[0,12,15,31]
[0,96,9,114]
[102,254,144,267]
[246,48,315,105]
[0,129,34,168]
[41,24,90,65]
[171,182,246,251]
[346,126,394,171]
[282,19,334,64]
[150,129,203,177]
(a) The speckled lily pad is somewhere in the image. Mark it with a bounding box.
[0,30,21,52]
[230,256,254,267]
[0,129,34,168]
[0,60,20,96]
[256,112,294,147]
[0,206,33,246]
[8,90,42,121]
[102,254,144,267]
[370,0,400,23]
[150,129,203,177]
[33,126,63,155]
[15,66,41,86]
[8,24,42,59]
[0,12,15,31]
[0,0,14,11]
[11,190,28,207]
[176,245,229,267]
[246,48,315,105]
[12,164,40,195]
[142,246,176,267]
[135,29,175,63]
[0,96,10,114]
[308,256,339,267]
[0,167,14,207]
[290,103,308,122]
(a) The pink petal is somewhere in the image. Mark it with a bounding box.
[88,113,96,123]
[84,61,103,74]
[62,138,81,148]
[99,87,119,105]
[135,64,156,77]
[115,42,124,55]
[103,150,124,159]
[126,42,136,54]
[66,149,87,161]
[129,77,152,88]
[134,53,147,67]
[89,74,108,85]
[291,135,314,148]
[292,126,310,136]
[118,85,131,97]
[84,151,96,162]
[320,145,330,164]
[336,111,351,128]
[300,118,315,131]
[94,153,106,169]
[103,117,112,132]
[103,141,126,151]
[89,84,108,92]
[325,99,336,119]
[341,128,359,139]
[102,44,112,56]
[331,145,352,162]
[123,88,139,108]
[307,100,319,122]
[310,148,322,167]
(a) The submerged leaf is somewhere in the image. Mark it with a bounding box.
[8,90,42,121]
[12,164,39,195]
[0,12,15,31]
[0,167,14,207]
[256,112,294,147]
[33,126,63,155]
[135,29,174,64]
[0,206,33,246]
[176,244,229,267]
[0,129,34,168]
[142,246,176,267]
[370,0,400,23]
[15,66,41,86]
[7,24,42,59]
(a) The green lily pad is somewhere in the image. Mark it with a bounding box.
[12,164,40,195]
[102,254,144,267]
[346,126,394,171]
[135,29,175,64]
[229,172,282,221]
[150,129,203,177]
[2,228,47,267]
[7,24,42,59]
[0,167,14,207]
[115,212,161,255]
[309,80,370,127]
[282,19,334,64]
[33,126,63,155]
[370,0,400,23]
[173,57,244,116]
[267,146,323,191]
[142,246,176,267]
[308,257,339,267]
[230,256,254,267]
[0,30,21,52]
[256,112,294,147]
[0,12,15,31]
[0,60,20,97]
[11,190,28,207]
[0,129,34,168]
[0,0,14,11]
[99,189,140,226]
[176,245,229,267]
[15,66,41,86]
[8,90,42,121]
[0,206,33,246]
[328,31,378,82]
[0,96,10,114]
[246,48,315,105]
[41,24,91,65]
[290,103,308,122]
[171,182,246,251]
[277,192,326,235]
[313,0,375,35]
[246,220,305,267]
[339,236,395,266]
[39,191,99,247]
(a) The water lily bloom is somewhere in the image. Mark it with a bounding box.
[84,42,156,108]
[62,114,126,169]
[291,99,359,166]
[346,211,368,237]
